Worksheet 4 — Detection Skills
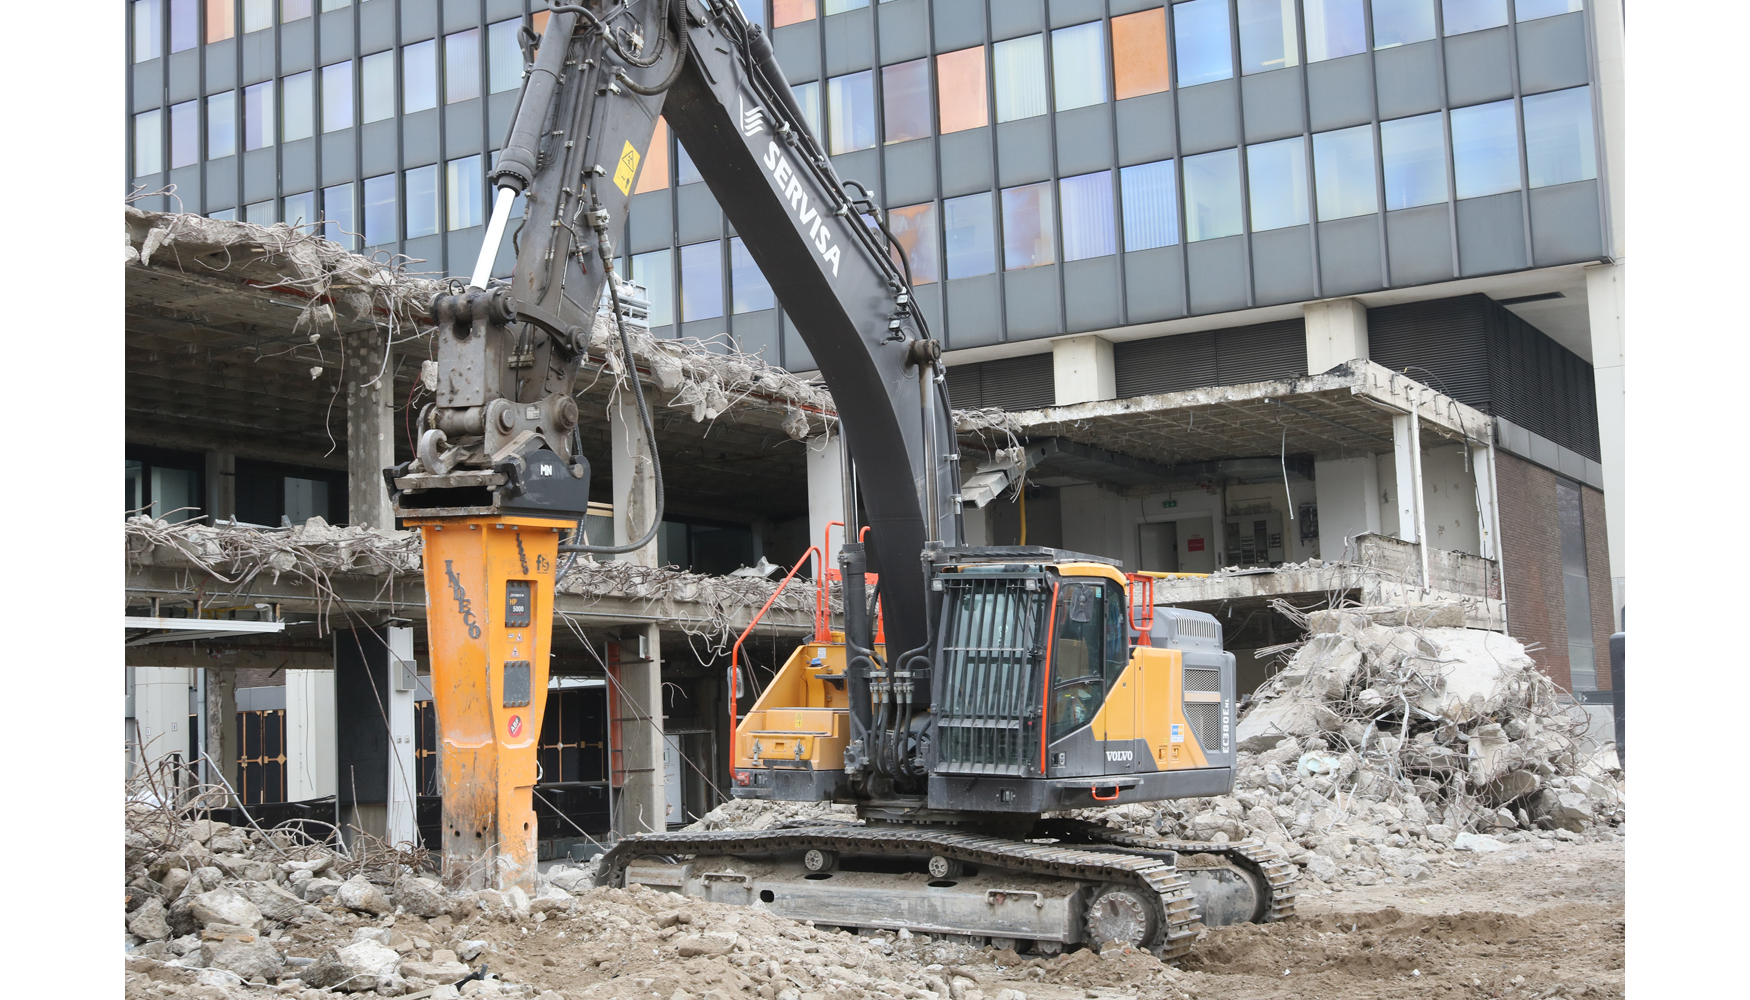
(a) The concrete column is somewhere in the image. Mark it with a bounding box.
[205,451,235,522]
[385,626,419,847]
[1585,262,1625,625]
[285,668,337,801]
[206,668,239,798]
[1303,298,1369,374]
[615,625,666,834]
[1391,411,1429,585]
[1471,445,1504,565]
[1313,456,1381,561]
[345,331,396,529]
[611,394,659,567]
[962,504,990,546]
[1051,336,1116,405]
[806,433,846,570]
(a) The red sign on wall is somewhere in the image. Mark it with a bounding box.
[1186,537,1206,552]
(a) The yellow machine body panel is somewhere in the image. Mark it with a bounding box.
[732,640,880,771]
[1091,646,1211,771]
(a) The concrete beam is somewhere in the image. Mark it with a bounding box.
[345,331,396,529]
[806,433,845,570]
[1392,411,1430,585]
[1052,335,1116,406]
[126,641,334,671]
[612,394,660,568]
[614,625,666,834]
[286,668,337,800]
[1303,298,1369,374]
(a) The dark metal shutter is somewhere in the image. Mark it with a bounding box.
[1215,319,1308,384]
[1367,295,1492,411]
[945,363,982,410]
[1483,298,1602,461]
[980,353,1056,410]
[1114,331,1218,397]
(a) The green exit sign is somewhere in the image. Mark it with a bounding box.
[1162,500,1177,508]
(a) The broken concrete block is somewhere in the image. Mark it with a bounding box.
[304,939,403,992]
[128,897,173,941]
[391,875,451,918]
[336,875,393,915]
[1453,832,1508,853]
[202,936,284,981]
[1301,854,1339,883]
[188,888,263,930]
[674,932,739,958]
[455,940,488,962]
[237,880,305,922]
[401,957,472,982]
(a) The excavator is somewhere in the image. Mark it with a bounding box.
[387,0,1294,959]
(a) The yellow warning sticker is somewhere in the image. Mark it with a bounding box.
[613,140,641,195]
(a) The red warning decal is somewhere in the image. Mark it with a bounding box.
[507,715,523,738]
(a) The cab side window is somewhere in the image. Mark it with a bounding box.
[1050,582,1106,741]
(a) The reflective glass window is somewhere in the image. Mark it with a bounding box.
[825,0,868,12]
[1515,0,1582,21]
[322,61,353,131]
[1053,22,1107,112]
[828,70,877,154]
[730,237,776,313]
[245,200,275,226]
[1372,0,1436,48]
[208,208,237,221]
[676,138,702,185]
[943,192,996,278]
[404,39,438,113]
[170,100,199,169]
[774,0,816,27]
[1174,0,1234,88]
[1442,0,1507,34]
[1313,125,1378,219]
[488,19,524,94]
[170,0,198,53]
[243,0,272,33]
[243,80,275,150]
[635,117,671,193]
[447,154,483,230]
[282,71,314,142]
[1112,8,1171,100]
[283,190,315,230]
[446,29,481,104]
[363,173,397,246]
[1121,159,1180,250]
[405,164,440,239]
[134,110,164,176]
[281,0,312,21]
[632,249,675,328]
[882,59,932,144]
[1248,137,1309,230]
[206,0,235,42]
[793,80,824,140]
[1183,147,1243,241]
[1238,0,1299,75]
[321,0,350,10]
[1060,172,1115,261]
[1450,99,1520,198]
[207,92,236,159]
[1380,112,1448,209]
[887,202,939,284]
[994,34,1047,123]
[680,241,724,322]
[937,47,989,133]
[1001,181,1056,270]
[1304,0,1366,62]
[1523,85,1596,188]
[362,51,395,123]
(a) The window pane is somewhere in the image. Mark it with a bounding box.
[1183,147,1243,241]
[134,110,164,176]
[323,183,354,246]
[170,0,197,51]
[774,0,816,27]
[828,70,876,154]
[281,0,312,21]
[404,39,438,113]
[1304,0,1366,62]
[730,237,776,313]
[632,249,675,328]
[1113,8,1170,100]
[245,199,275,226]
[282,70,313,142]
[1121,159,1180,250]
[243,80,275,150]
[170,100,199,168]
[207,92,236,158]
[825,0,868,12]
[635,117,671,193]
[1247,137,1309,230]
[206,0,234,42]
[793,80,824,141]
[446,29,481,104]
[937,47,989,133]
[1313,125,1378,219]
[1372,0,1436,48]
[283,190,315,230]
[362,51,395,123]
[322,61,353,131]
[1060,171,1115,261]
[1523,86,1596,188]
[993,35,1046,123]
[1238,0,1299,76]
[1515,0,1582,21]
[1380,112,1447,209]
[943,192,995,278]
[134,0,162,61]
[208,208,237,221]
[363,173,396,246]
[882,59,932,144]
[1441,0,1507,34]
[321,0,350,9]
[1174,0,1234,88]
[887,202,939,284]
[1053,22,1107,111]
[488,19,525,94]
[243,0,272,33]
[680,241,724,322]
[406,164,440,238]
[676,139,702,185]
[1450,99,1520,198]
[447,154,483,230]
[1001,182,1056,270]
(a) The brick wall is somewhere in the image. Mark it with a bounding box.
[1495,451,1570,689]
[1582,485,1616,689]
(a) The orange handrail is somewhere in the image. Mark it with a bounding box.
[1127,573,1156,646]
[729,545,822,749]
[816,522,845,640]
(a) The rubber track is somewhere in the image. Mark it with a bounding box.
[1047,820,1299,924]
[593,826,1200,956]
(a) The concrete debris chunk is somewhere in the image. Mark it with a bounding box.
[304,938,404,993]
[127,896,172,941]
[237,879,306,922]
[188,888,263,930]
[336,874,393,915]
[392,874,452,917]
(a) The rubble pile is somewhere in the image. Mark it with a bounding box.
[1075,604,1625,888]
